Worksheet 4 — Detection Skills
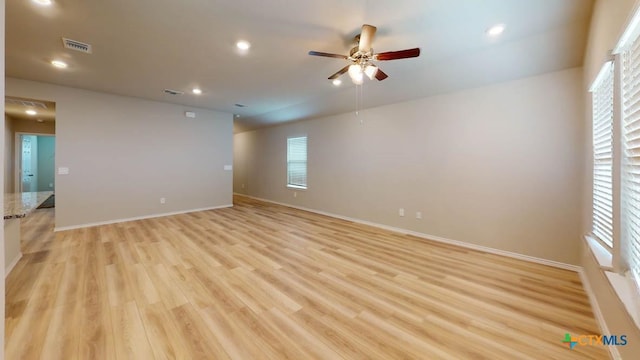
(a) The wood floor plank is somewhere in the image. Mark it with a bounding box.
[5,197,610,359]
[170,303,231,359]
[111,301,155,360]
[139,302,191,360]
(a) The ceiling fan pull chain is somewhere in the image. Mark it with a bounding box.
[356,85,362,116]
[355,82,365,124]
[355,83,359,117]
[359,83,364,124]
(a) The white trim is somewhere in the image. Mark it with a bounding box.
[53,204,233,232]
[233,193,581,272]
[586,235,614,270]
[578,269,621,360]
[5,252,22,278]
[589,60,613,92]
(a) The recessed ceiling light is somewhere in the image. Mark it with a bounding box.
[236,40,251,50]
[33,0,53,6]
[51,60,68,68]
[192,88,202,95]
[332,79,342,86]
[486,24,506,37]
[26,110,38,116]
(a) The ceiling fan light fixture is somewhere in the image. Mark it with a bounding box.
[332,79,342,86]
[364,64,378,80]
[26,109,38,116]
[348,64,364,84]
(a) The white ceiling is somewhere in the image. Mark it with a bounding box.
[6,0,594,133]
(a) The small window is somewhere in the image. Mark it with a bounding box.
[287,136,307,189]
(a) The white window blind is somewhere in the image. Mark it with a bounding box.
[591,62,615,248]
[622,38,640,285]
[287,136,307,189]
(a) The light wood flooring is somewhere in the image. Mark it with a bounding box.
[5,196,609,359]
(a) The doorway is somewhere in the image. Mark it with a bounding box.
[4,96,56,194]
[17,134,55,192]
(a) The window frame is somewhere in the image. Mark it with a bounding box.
[286,136,308,190]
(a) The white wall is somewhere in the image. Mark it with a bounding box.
[235,67,584,265]
[581,0,640,357]
[6,78,234,229]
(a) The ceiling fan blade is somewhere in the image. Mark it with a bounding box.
[308,51,348,59]
[375,68,388,81]
[328,65,350,80]
[358,24,377,53]
[375,48,421,61]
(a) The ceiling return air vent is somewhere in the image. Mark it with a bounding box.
[62,37,92,54]
[163,89,184,95]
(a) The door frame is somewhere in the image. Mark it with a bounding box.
[14,132,55,193]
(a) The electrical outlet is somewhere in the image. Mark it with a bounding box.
[241,183,245,189]
[294,192,297,198]
[160,197,166,204]
[399,208,405,217]
[416,211,422,219]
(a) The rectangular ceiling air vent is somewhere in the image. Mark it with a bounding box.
[62,37,92,54]
[163,89,184,95]
[5,97,48,109]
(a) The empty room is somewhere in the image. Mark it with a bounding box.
[2,0,640,359]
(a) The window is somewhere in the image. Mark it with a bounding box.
[590,61,615,248]
[621,35,640,286]
[287,136,307,189]
[592,7,640,296]
[587,5,640,329]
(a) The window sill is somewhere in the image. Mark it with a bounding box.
[586,235,613,270]
[585,235,640,330]
[287,185,307,190]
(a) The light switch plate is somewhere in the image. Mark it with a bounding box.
[58,167,69,175]
[224,165,232,171]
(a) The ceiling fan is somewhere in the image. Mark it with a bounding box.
[308,24,420,85]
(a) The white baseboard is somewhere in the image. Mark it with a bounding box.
[53,204,234,232]
[5,252,22,278]
[233,193,581,272]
